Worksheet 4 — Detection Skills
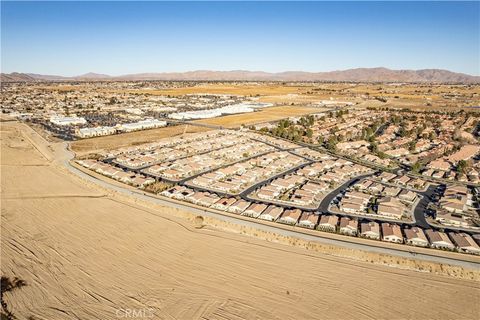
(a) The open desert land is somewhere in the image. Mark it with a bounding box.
[35,83,310,97]
[27,82,480,110]
[193,105,326,128]
[2,122,480,320]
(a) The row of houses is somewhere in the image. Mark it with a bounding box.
[300,109,479,184]
[107,130,227,158]
[377,172,428,191]
[160,186,480,255]
[435,185,479,229]
[248,131,300,150]
[355,178,418,202]
[309,109,388,145]
[336,139,393,168]
[77,159,154,188]
[189,151,305,194]
[291,147,335,161]
[337,185,414,220]
[113,130,243,169]
[422,144,480,184]
[253,158,371,207]
[143,140,274,181]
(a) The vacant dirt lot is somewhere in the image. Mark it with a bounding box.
[194,105,326,128]
[122,84,310,97]
[1,121,480,320]
[33,83,309,97]
[70,124,209,155]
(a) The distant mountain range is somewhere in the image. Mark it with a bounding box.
[2,67,479,83]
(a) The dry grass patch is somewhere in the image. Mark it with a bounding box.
[121,84,310,96]
[194,105,327,128]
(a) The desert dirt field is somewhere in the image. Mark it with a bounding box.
[35,83,310,97]
[194,105,326,128]
[1,121,480,319]
[70,124,209,155]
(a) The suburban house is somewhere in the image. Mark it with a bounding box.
[340,201,364,214]
[198,193,220,207]
[340,190,371,214]
[424,229,455,250]
[212,197,237,211]
[356,179,373,191]
[185,191,207,204]
[376,197,406,219]
[258,205,284,222]
[449,233,480,255]
[360,221,381,240]
[383,186,401,197]
[339,217,358,236]
[435,212,469,227]
[381,223,404,243]
[242,203,268,218]
[379,172,396,182]
[317,215,339,233]
[439,185,470,214]
[399,190,417,203]
[277,209,302,225]
[394,175,411,186]
[297,212,319,229]
[404,227,429,247]
[227,199,251,214]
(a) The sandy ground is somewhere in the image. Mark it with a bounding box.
[194,105,326,128]
[1,121,480,320]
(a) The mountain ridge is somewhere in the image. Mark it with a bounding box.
[2,67,479,83]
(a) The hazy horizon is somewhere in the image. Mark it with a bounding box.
[4,66,480,78]
[1,1,479,76]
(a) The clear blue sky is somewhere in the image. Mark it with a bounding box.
[1,1,479,76]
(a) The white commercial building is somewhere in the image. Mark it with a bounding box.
[50,116,87,126]
[168,103,273,120]
[76,126,117,138]
[118,119,167,132]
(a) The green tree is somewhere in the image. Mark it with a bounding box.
[326,136,338,151]
[411,162,423,173]
[306,128,313,138]
[408,140,417,152]
[457,160,468,174]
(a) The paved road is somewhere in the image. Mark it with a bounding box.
[58,142,480,268]
[239,161,313,197]
[414,184,438,229]
[317,172,376,213]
